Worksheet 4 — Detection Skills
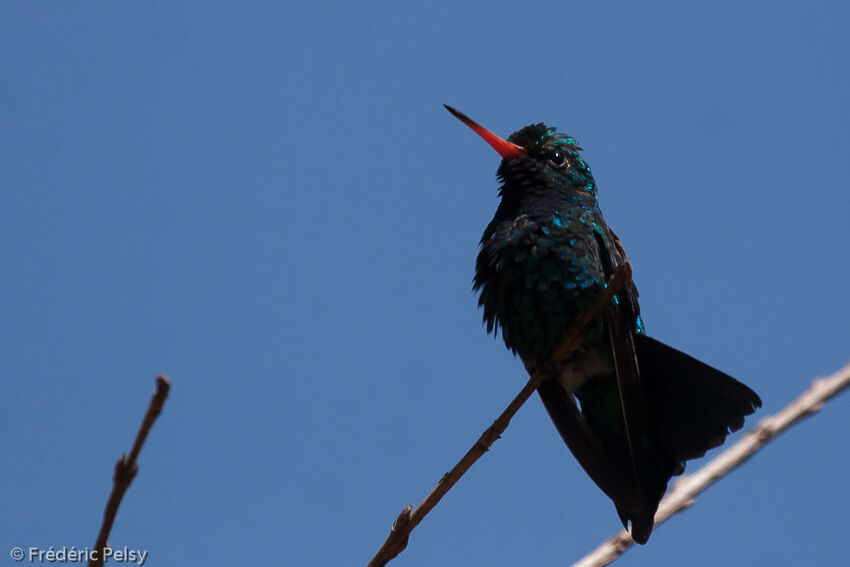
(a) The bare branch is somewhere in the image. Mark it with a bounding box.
[88,375,171,567]
[570,362,850,567]
[367,263,633,567]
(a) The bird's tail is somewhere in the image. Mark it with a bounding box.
[636,333,761,466]
[623,333,762,542]
[538,332,761,544]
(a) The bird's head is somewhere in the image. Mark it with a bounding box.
[444,105,597,199]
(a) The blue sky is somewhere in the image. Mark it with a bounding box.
[2,2,848,566]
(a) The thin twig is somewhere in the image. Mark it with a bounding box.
[88,375,171,567]
[366,263,633,567]
[570,362,850,567]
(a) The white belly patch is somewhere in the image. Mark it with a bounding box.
[557,344,614,394]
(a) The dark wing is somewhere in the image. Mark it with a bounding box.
[536,228,661,542]
[595,229,663,542]
[537,378,645,516]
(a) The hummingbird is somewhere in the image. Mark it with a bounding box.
[445,105,761,544]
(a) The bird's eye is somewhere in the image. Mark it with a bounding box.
[547,150,567,168]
